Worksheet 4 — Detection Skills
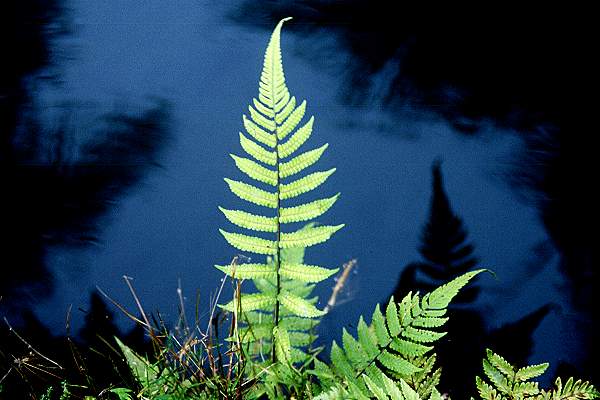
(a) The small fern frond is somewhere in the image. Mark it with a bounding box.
[278,117,314,158]
[220,293,277,313]
[477,349,547,398]
[545,377,600,399]
[328,270,484,398]
[476,349,599,399]
[243,114,276,147]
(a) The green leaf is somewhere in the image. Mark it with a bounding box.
[220,292,276,312]
[108,388,133,400]
[482,359,510,393]
[278,116,314,158]
[230,154,277,186]
[363,375,388,400]
[239,132,276,165]
[243,114,276,147]
[378,350,422,375]
[248,104,276,132]
[423,269,485,310]
[372,304,390,345]
[279,263,338,282]
[278,99,306,139]
[515,362,549,381]
[280,224,344,248]
[219,229,276,254]
[280,169,336,199]
[219,207,277,232]
[279,193,339,223]
[273,326,292,364]
[214,263,276,279]
[279,143,329,179]
[278,291,325,317]
[385,298,401,337]
[224,178,277,208]
[275,96,297,126]
[114,337,158,384]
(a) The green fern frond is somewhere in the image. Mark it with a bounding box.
[475,349,598,400]
[545,377,600,399]
[217,17,342,364]
[329,270,484,398]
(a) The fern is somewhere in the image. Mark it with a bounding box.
[323,269,484,398]
[231,236,326,365]
[476,349,599,400]
[217,17,342,364]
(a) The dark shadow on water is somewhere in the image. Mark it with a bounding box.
[228,3,588,134]
[1,100,173,313]
[1,1,171,396]
[1,0,172,312]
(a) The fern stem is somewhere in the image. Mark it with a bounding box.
[271,45,282,364]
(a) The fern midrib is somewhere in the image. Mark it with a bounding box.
[271,44,283,363]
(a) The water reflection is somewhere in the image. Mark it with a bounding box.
[1,1,170,395]
[1,100,172,312]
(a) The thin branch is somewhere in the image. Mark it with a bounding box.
[324,259,357,314]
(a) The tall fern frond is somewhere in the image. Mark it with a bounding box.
[217,17,342,363]
[327,270,484,398]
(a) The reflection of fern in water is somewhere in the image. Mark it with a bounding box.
[392,160,553,398]
[394,159,479,302]
[215,18,342,365]
[393,159,486,398]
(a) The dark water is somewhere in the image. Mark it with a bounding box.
[1,1,595,396]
